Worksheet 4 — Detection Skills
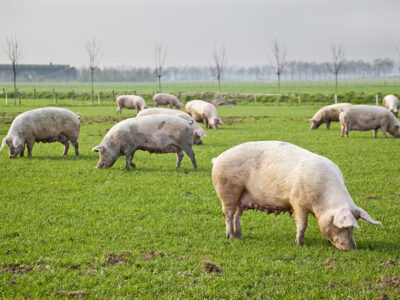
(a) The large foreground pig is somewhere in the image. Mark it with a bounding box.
[382,94,399,117]
[91,114,197,169]
[212,141,381,251]
[1,107,80,158]
[310,103,352,129]
[152,93,183,109]
[136,108,207,145]
[185,100,224,129]
[116,95,148,114]
[339,105,400,138]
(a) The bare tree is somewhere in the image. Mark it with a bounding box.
[154,43,167,92]
[211,44,227,95]
[85,36,101,103]
[326,42,345,103]
[270,39,288,101]
[4,35,23,105]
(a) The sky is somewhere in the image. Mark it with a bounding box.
[1,0,400,68]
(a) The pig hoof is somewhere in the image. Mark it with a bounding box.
[295,238,304,245]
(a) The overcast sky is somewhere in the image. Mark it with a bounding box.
[1,0,399,68]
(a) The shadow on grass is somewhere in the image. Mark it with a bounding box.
[28,154,96,161]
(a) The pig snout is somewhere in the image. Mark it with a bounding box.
[328,228,357,251]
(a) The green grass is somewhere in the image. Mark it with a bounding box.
[1,79,400,95]
[0,103,399,298]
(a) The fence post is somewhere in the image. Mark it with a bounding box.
[34,88,36,100]
[376,94,378,106]
[56,93,58,104]
[18,93,21,105]
[5,93,7,105]
[254,95,257,103]
[72,90,75,101]
[53,90,56,103]
[98,92,100,104]
[334,94,337,104]
[112,90,115,101]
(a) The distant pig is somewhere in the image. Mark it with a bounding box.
[185,100,224,129]
[382,94,399,117]
[91,114,197,169]
[339,105,400,138]
[116,95,148,114]
[310,103,352,129]
[212,141,381,251]
[136,107,207,145]
[152,93,183,109]
[1,107,81,158]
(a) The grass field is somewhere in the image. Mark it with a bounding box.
[0,102,399,298]
[1,79,400,95]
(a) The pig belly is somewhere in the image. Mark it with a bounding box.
[239,190,293,215]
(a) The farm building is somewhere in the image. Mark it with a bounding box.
[0,63,77,81]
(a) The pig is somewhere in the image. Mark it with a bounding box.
[212,141,381,251]
[116,95,149,114]
[152,93,183,109]
[91,114,197,169]
[339,105,400,138]
[0,107,81,158]
[382,94,399,117]
[185,100,224,129]
[310,103,352,129]
[136,107,207,145]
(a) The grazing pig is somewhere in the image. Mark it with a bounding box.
[116,95,148,114]
[185,100,224,129]
[136,108,207,145]
[382,94,399,117]
[91,114,197,169]
[152,93,183,109]
[310,103,352,129]
[339,105,400,138]
[0,107,80,158]
[212,141,381,251]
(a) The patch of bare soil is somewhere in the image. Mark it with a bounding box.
[324,257,338,269]
[55,291,85,297]
[142,250,156,261]
[0,264,33,275]
[107,250,132,265]
[223,115,276,125]
[81,116,130,124]
[200,261,222,274]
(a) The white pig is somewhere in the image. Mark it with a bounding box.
[136,107,207,145]
[91,114,197,169]
[382,94,399,117]
[1,107,80,158]
[339,105,400,138]
[212,141,381,251]
[310,103,353,129]
[152,93,183,109]
[185,100,224,129]
[116,95,148,114]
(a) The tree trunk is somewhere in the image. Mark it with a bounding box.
[218,76,221,95]
[158,75,161,92]
[13,64,17,105]
[91,69,94,104]
[277,72,281,103]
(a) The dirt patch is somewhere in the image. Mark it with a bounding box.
[0,264,33,275]
[200,261,222,274]
[324,258,338,269]
[379,277,400,288]
[81,116,130,125]
[55,291,85,297]
[222,115,276,125]
[142,250,156,261]
[365,195,378,200]
[107,250,132,265]
[382,258,396,267]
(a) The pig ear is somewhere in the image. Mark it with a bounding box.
[0,137,7,151]
[91,145,106,153]
[356,207,382,225]
[12,137,22,148]
[218,118,224,125]
[333,207,359,229]
[309,118,316,122]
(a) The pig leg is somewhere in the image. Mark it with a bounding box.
[373,129,378,138]
[340,125,345,137]
[381,126,388,138]
[72,141,79,156]
[326,121,331,130]
[293,208,308,245]
[125,150,136,169]
[203,119,209,129]
[183,148,197,169]
[62,140,70,156]
[19,146,25,157]
[116,107,121,114]
[27,141,34,157]
[233,206,243,238]
[176,150,184,168]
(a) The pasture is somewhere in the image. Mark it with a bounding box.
[0,101,399,298]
